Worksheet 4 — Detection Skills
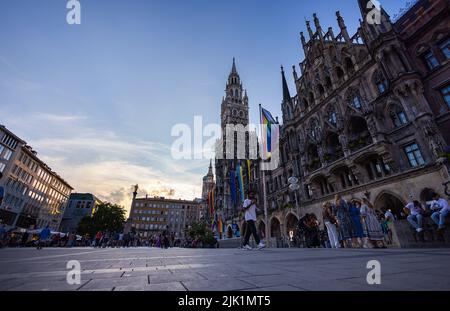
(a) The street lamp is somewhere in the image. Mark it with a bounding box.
[288,177,300,217]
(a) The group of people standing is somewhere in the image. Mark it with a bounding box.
[93,228,180,249]
[322,195,388,249]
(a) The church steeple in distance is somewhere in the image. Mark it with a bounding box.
[207,159,213,176]
[225,58,247,107]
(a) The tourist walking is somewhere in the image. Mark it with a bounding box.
[241,193,265,250]
[322,202,340,248]
[334,195,354,248]
[360,198,386,248]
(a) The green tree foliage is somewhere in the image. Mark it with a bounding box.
[77,202,126,236]
[186,222,217,246]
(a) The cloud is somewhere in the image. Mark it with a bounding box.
[21,116,208,215]
[36,113,88,122]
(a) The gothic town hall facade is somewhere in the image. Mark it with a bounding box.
[209,0,450,248]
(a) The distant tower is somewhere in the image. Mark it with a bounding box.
[202,160,215,200]
[214,59,257,223]
[221,58,249,130]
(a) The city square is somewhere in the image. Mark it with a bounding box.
[0,247,449,291]
[1,0,450,298]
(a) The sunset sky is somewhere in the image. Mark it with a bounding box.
[0,0,408,213]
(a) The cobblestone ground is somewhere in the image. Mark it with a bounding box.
[0,247,449,291]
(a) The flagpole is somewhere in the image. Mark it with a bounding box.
[259,103,270,248]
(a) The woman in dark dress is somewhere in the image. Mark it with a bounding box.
[349,199,366,248]
[334,195,354,248]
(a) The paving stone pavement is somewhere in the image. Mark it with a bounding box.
[0,247,449,291]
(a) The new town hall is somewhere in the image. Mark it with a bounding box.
[201,0,450,247]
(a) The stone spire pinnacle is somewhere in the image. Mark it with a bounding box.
[281,66,291,103]
[231,57,237,74]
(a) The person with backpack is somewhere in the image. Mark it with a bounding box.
[241,193,265,250]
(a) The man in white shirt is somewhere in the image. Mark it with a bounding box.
[403,201,425,233]
[430,193,449,231]
[242,193,265,250]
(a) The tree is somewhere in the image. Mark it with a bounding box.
[77,202,126,237]
[187,222,217,247]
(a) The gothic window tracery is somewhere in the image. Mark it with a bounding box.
[373,70,388,94]
[346,88,363,110]
[327,106,338,126]
[389,104,408,128]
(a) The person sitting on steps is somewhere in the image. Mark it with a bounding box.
[404,200,425,234]
[430,193,449,233]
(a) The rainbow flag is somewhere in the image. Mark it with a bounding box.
[218,217,223,235]
[260,106,279,159]
[236,163,244,203]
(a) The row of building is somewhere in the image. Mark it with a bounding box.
[124,185,204,238]
[0,125,106,233]
[0,125,204,238]
[205,0,450,247]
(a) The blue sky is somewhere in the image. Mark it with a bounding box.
[0,0,408,212]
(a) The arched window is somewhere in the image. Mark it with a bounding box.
[327,106,337,126]
[325,76,332,89]
[309,118,321,140]
[389,104,408,128]
[303,98,309,110]
[309,92,315,105]
[373,70,388,94]
[336,66,345,80]
[347,88,362,110]
[345,57,355,75]
[317,84,325,97]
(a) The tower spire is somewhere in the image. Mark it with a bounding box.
[336,11,350,43]
[208,159,213,175]
[300,31,308,51]
[281,66,291,103]
[231,57,237,74]
[306,20,314,39]
[313,13,324,42]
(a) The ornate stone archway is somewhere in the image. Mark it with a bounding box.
[374,191,406,220]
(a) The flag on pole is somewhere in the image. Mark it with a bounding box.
[218,217,223,237]
[236,163,244,203]
[260,105,279,159]
[246,159,251,183]
[229,170,237,205]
